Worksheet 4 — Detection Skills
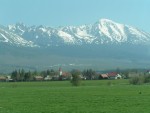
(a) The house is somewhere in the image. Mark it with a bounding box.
[99,72,122,80]
[79,75,86,80]
[0,76,6,82]
[34,76,44,81]
[107,72,122,79]
[6,76,13,82]
[44,75,52,81]
[52,75,60,81]
[99,74,108,79]
[60,72,72,80]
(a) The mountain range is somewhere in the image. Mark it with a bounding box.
[0,19,150,72]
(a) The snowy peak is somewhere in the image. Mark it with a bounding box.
[95,19,127,42]
[99,18,117,24]
[92,19,150,44]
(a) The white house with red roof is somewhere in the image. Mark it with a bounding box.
[100,72,122,80]
[107,72,122,79]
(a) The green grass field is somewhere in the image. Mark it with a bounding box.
[0,80,150,113]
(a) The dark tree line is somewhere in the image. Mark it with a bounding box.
[11,69,63,81]
[11,69,33,81]
[40,69,58,78]
[11,68,98,82]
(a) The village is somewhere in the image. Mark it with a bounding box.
[0,67,150,82]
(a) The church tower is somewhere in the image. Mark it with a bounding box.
[59,67,62,76]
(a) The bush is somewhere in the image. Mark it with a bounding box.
[129,76,144,85]
[71,70,81,86]
[129,74,150,85]
[143,74,150,83]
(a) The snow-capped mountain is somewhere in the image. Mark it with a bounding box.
[0,25,36,47]
[1,19,150,72]
[92,19,150,44]
[6,19,150,47]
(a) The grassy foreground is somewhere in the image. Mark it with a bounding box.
[0,80,150,113]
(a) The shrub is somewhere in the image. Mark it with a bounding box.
[71,70,81,86]
[129,76,144,85]
[143,74,150,83]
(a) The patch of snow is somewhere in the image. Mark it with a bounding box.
[39,28,47,32]
[75,34,94,44]
[115,23,127,41]
[36,35,39,39]
[8,25,16,30]
[17,26,25,34]
[58,31,75,43]
[76,28,90,37]
[47,31,52,36]
[98,22,112,40]
[0,33,9,42]
[0,28,36,47]
[109,23,127,42]
[128,26,147,38]
[71,27,95,44]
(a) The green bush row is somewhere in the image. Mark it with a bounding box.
[129,74,150,85]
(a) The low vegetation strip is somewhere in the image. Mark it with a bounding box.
[0,80,150,113]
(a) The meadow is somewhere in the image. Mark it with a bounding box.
[0,80,150,113]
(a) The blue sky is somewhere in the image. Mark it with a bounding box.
[0,0,150,32]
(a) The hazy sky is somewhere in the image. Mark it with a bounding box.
[0,0,150,32]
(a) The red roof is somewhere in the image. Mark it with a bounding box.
[107,72,118,77]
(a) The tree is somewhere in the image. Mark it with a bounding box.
[129,76,144,85]
[33,70,38,76]
[82,69,96,80]
[28,71,33,81]
[143,73,150,83]
[71,69,81,86]
[47,69,50,75]
[24,72,29,81]
[20,69,25,81]
[122,70,129,79]
[49,69,55,76]
[41,71,47,78]
[24,71,33,81]
[11,70,18,81]
[16,70,20,81]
